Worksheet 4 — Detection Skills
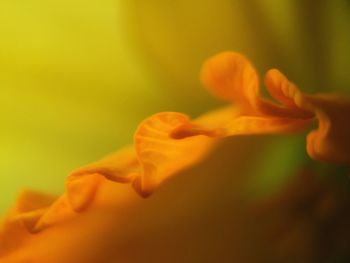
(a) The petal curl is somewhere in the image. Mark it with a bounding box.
[133,112,214,196]
[67,147,138,212]
[5,190,56,233]
[263,69,314,118]
[176,52,315,139]
[263,68,350,164]
[304,95,350,165]
[200,51,260,111]
[200,52,350,165]
[0,191,56,256]
[200,52,314,119]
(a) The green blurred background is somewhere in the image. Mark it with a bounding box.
[0,0,350,212]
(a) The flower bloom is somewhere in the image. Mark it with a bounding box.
[1,52,350,262]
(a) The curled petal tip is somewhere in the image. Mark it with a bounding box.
[264,69,314,118]
[200,51,259,109]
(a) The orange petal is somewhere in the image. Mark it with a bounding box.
[200,52,315,120]
[2,51,349,256]
[66,147,139,211]
[4,190,56,233]
[12,190,56,214]
[11,209,47,234]
[305,94,350,165]
[263,69,314,118]
[171,106,238,139]
[66,173,103,212]
[133,112,214,196]
[69,146,139,183]
[264,69,301,109]
[201,52,260,111]
[0,191,56,255]
[31,194,74,233]
[172,106,312,139]
[222,116,312,136]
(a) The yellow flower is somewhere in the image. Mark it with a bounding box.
[1,52,349,262]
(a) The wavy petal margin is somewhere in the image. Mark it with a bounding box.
[1,51,349,259]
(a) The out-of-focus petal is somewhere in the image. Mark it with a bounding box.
[305,95,350,165]
[200,52,260,110]
[175,52,314,139]
[263,68,350,164]
[264,69,314,118]
[200,52,315,119]
[185,52,350,165]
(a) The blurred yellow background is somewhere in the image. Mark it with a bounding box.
[0,0,165,211]
[1,0,350,212]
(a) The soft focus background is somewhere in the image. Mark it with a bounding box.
[1,0,350,213]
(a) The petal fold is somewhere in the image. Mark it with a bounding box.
[133,112,214,196]
[305,95,350,165]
